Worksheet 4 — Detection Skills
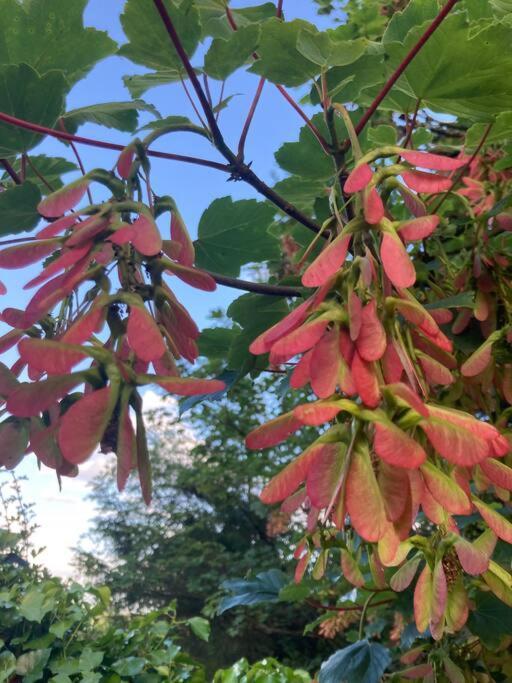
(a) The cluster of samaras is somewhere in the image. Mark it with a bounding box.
[0,149,224,499]
[246,148,512,640]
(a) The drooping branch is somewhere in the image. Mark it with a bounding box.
[353,0,461,137]
[0,111,230,172]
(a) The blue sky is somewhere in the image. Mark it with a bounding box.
[1,0,337,576]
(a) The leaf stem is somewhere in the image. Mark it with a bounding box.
[358,592,376,640]
[353,0,461,138]
[59,118,94,205]
[237,76,266,160]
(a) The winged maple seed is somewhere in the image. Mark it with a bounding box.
[246,147,512,638]
[0,152,224,502]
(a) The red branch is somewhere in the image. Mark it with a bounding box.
[238,77,266,159]
[0,111,230,172]
[354,0,461,136]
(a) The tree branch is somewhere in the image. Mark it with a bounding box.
[353,0,461,138]
[150,0,323,235]
[207,271,302,297]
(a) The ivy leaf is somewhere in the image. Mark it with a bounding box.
[0,182,42,236]
[368,124,397,146]
[0,0,115,86]
[319,640,392,683]
[187,617,211,642]
[249,18,320,86]
[61,101,159,134]
[122,70,182,99]
[204,24,261,80]
[119,0,201,71]
[1,156,77,193]
[467,592,512,648]
[194,197,279,276]
[0,64,67,156]
[218,569,287,614]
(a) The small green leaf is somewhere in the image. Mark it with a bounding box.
[204,24,261,80]
[15,649,51,682]
[218,570,287,614]
[0,64,67,156]
[0,182,42,236]
[466,111,512,149]
[62,101,159,134]
[187,617,211,642]
[123,70,182,98]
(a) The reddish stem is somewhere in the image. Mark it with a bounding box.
[354,0,460,137]
[306,598,395,613]
[276,0,284,18]
[0,111,230,172]
[25,154,56,192]
[431,122,493,214]
[403,98,422,149]
[0,158,21,185]
[179,74,209,129]
[274,84,331,153]
[59,118,94,205]
[237,77,266,160]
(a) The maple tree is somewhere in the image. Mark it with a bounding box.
[0,0,512,680]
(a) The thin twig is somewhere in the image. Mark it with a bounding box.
[353,0,461,137]
[238,77,266,160]
[207,270,302,297]
[25,154,56,193]
[59,118,94,205]
[403,98,422,149]
[306,598,394,614]
[431,122,493,214]
[179,74,209,129]
[0,158,21,184]
[275,84,331,153]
